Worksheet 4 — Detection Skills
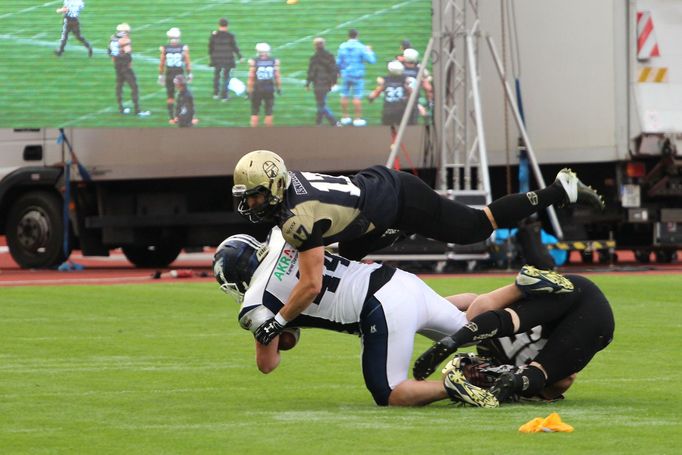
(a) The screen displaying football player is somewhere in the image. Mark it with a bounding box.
[247,43,281,127]
[107,23,149,117]
[159,27,192,121]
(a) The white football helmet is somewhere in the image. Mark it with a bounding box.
[116,23,131,34]
[403,48,419,63]
[387,60,404,76]
[255,42,271,54]
[166,27,181,40]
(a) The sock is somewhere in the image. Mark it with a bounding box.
[515,365,547,398]
[450,310,515,347]
[487,182,566,228]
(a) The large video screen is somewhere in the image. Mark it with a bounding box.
[1,0,432,128]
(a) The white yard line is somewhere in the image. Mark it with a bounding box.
[0,0,61,20]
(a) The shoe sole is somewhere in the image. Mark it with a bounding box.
[444,370,499,408]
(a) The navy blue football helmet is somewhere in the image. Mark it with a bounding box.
[213,234,269,301]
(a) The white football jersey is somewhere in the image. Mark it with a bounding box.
[239,227,381,333]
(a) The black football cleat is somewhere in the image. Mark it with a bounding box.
[413,337,458,380]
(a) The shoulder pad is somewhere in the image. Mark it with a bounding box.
[239,305,275,333]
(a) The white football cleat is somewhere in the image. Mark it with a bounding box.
[555,168,605,210]
[444,370,499,408]
[352,118,367,127]
[340,117,352,126]
[137,111,151,117]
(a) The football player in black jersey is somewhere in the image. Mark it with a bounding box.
[107,23,149,117]
[231,150,605,346]
[414,270,615,406]
[368,60,412,125]
[247,43,281,127]
[54,0,92,57]
[159,28,192,121]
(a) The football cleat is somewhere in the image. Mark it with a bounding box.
[489,372,522,404]
[120,107,131,115]
[444,369,499,408]
[555,168,605,210]
[352,118,367,127]
[515,265,574,296]
[413,337,458,380]
[137,111,151,117]
[340,117,353,126]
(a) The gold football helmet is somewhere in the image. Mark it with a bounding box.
[232,150,290,222]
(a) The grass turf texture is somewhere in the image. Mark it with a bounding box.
[1,275,681,454]
[0,0,431,128]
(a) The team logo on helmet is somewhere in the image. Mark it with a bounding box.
[263,161,279,179]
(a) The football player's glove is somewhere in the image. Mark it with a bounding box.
[255,318,285,345]
[276,88,282,96]
[187,73,193,83]
[157,75,164,86]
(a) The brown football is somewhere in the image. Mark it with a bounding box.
[278,328,300,351]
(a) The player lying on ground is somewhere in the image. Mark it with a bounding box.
[232,150,605,347]
[412,267,616,407]
[212,228,567,406]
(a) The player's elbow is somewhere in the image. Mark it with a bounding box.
[301,277,323,299]
[256,355,280,374]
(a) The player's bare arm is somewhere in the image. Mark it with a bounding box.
[279,246,324,321]
[255,337,281,373]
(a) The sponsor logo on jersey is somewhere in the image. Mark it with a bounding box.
[290,173,307,195]
[273,248,297,281]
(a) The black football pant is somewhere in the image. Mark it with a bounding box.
[115,68,140,113]
[314,87,336,125]
[213,64,234,98]
[339,170,566,260]
[519,275,615,385]
[57,17,91,53]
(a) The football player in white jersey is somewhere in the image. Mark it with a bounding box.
[213,227,528,406]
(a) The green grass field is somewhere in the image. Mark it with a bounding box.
[0,0,431,128]
[1,274,681,454]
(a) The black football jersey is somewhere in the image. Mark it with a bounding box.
[383,74,408,108]
[254,57,276,92]
[164,44,185,72]
[277,167,401,251]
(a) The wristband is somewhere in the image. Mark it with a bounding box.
[274,312,288,326]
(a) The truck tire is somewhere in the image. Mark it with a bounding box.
[5,191,70,268]
[122,244,182,268]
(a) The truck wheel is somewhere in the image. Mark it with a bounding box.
[634,249,651,264]
[122,244,182,268]
[5,191,70,268]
